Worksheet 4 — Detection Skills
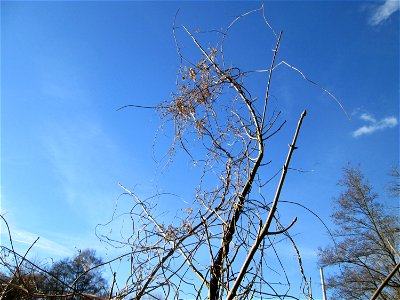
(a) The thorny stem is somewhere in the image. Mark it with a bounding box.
[179,24,272,300]
[261,31,283,131]
[118,184,209,299]
[226,110,307,300]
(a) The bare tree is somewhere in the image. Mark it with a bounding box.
[0,214,108,300]
[319,166,400,300]
[388,166,400,198]
[45,249,108,298]
[95,5,342,300]
[1,4,346,300]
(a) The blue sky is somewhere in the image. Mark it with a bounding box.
[1,0,399,298]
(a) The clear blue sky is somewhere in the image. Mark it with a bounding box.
[1,1,399,299]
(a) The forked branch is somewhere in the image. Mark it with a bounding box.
[226,110,307,300]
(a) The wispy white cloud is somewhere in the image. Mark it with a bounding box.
[43,114,117,205]
[0,227,72,258]
[369,0,400,26]
[359,112,376,123]
[1,225,109,264]
[352,112,398,137]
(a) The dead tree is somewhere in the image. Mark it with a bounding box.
[97,6,321,300]
[1,4,345,300]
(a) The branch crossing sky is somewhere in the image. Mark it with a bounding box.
[1,1,399,298]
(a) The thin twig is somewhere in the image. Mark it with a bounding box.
[370,261,400,300]
[226,110,306,300]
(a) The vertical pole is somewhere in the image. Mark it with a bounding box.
[320,267,327,300]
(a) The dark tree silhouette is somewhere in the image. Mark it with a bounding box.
[46,249,108,298]
[0,247,108,300]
